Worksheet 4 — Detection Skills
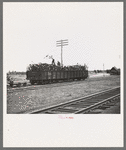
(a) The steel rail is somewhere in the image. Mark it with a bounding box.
[7,79,87,93]
[26,87,120,114]
[74,94,120,114]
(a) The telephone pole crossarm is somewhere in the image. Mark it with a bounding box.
[56,39,68,66]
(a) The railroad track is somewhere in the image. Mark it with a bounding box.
[7,75,115,93]
[7,79,88,93]
[84,96,120,114]
[26,87,120,114]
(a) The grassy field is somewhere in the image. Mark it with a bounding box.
[7,74,120,114]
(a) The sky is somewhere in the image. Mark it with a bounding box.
[3,2,123,72]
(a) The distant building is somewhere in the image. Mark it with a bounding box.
[110,67,120,75]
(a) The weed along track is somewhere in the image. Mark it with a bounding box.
[26,87,120,114]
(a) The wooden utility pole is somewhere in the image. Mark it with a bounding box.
[103,63,104,76]
[56,39,68,66]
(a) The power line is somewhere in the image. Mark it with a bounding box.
[56,39,68,66]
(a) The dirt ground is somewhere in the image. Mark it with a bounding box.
[7,74,120,114]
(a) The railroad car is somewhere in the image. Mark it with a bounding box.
[26,64,88,85]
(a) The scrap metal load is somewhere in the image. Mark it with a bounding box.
[26,63,88,85]
[27,63,87,72]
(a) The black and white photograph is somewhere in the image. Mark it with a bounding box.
[3,2,123,147]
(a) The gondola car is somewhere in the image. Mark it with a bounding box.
[26,64,88,85]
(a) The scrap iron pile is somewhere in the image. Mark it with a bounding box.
[27,63,87,72]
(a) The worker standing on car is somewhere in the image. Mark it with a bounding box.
[52,58,55,65]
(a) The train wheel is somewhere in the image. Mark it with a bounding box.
[40,81,44,85]
[49,80,51,83]
[45,80,48,84]
[17,83,21,87]
[10,83,13,87]
[52,80,55,83]
[42,81,45,84]
[30,80,34,85]
[23,82,27,86]
[10,81,13,87]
